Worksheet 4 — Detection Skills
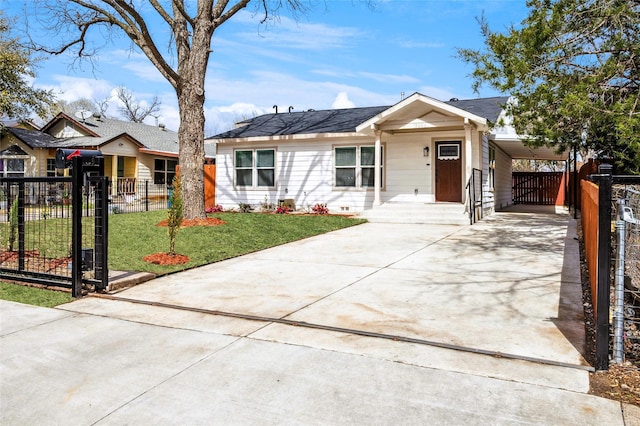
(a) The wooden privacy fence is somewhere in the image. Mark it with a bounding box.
[581,171,614,371]
[176,164,216,209]
[581,180,601,318]
[512,172,566,205]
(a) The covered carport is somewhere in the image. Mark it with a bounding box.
[491,131,572,210]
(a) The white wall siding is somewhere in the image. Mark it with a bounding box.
[384,134,434,202]
[494,146,512,210]
[482,136,494,215]
[217,139,377,212]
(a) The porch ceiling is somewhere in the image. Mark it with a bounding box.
[493,137,569,161]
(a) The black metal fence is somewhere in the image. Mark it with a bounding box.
[107,179,172,214]
[586,167,640,369]
[0,175,109,295]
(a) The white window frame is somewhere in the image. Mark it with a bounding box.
[0,157,26,178]
[437,143,460,160]
[333,144,384,189]
[234,148,276,188]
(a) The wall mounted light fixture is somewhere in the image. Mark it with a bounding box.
[423,146,430,157]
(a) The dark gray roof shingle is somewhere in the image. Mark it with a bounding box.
[6,127,60,148]
[212,106,389,139]
[210,96,509,139]
[444,96,509,124]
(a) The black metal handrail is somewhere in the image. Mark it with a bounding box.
[465,168,483,225]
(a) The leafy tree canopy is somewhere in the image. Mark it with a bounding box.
[459,0,640,173]
[0,12,54,121]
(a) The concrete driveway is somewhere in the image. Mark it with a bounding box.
[1,209,633,424]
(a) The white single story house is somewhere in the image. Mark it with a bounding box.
[208,92,567,222]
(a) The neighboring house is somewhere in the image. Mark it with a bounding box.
[0,112,215,197]
[208,92,567,219]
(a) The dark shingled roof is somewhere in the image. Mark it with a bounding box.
[444,96,509,124]
[212,106,389,139]
[6,127,60,148]
[0,144,30,156]
[211,96,509,139]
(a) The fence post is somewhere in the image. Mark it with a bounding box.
[17,182,25,271]
[71,157,84,298]
[613,199,626,364]
[145,180,149,212]
[593,164,613,370]
[94,176,109,291]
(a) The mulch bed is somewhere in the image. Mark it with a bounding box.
[144,217,226,265]
[0,250,72,274]
[142,252,190,265]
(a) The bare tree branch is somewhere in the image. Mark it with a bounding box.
[114,86,161,123]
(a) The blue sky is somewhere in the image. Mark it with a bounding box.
[4,0,530,135]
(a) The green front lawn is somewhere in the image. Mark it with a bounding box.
[109,211,365,275]
[0,210,365,307]
[0,281,73,307]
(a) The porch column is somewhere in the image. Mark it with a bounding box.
[111,155,118,196]
[464,119,473,200]
[374,128,382,206]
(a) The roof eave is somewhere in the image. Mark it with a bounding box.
[211,131,368,143]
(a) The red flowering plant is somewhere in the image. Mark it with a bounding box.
[206,204,224,213]
[311,203,329,215]
[275,205,291,214]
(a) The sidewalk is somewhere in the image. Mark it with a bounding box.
[1,210,635,424]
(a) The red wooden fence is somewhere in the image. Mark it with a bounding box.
[512,172,566,205]
[581,180,600,320]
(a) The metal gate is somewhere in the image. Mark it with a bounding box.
[512,172,565,205]
[0,174,109,296]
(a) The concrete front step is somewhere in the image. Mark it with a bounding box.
[357,202,470,225]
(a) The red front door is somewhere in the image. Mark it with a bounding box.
[435,142,462,202]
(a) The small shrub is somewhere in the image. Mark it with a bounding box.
[8,198,18,251]
[311,203,329,215]
[167,176,184,256]
[238,203,254,213]
[260,196,275,212]
[111,205,123,214]
[206,204,224,213]
[275,205,291,214]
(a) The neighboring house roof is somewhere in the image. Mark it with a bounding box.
[0,118,41,130]
[43,113,181,154]
[211,94,509,140]
[0,144,30,156]
[5,127,60,149]
[3,113,216,158]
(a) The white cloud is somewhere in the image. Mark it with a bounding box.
[41,75,113,103]
[331,92,355,109]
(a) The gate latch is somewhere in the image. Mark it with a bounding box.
[621,206,640,225]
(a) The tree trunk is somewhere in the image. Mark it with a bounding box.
[176,76,206,220]
[174,10,213,221]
